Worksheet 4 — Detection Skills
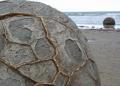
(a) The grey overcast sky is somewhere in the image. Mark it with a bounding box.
[0,0,119,12]
[27,0,120,12]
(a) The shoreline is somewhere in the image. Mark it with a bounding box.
[78,25,120,30]
[80,28,120,32]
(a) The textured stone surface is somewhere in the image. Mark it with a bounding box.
[0,1,18,14]
[18,61,57,82]
[68,60,100,86]
[33,38,54,60]
[0,22,5,54]
[54,74,68,86]
[0,62,35,86]
[65,39,82,60]
[9,18,33,41]
[0,35,5,54]
[44,19,87,74]
[3,16,44,44]
[70,65,96,86]
[1,43,35,65]
[0,1,100,86]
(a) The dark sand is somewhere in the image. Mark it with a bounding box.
[82,29,120,86]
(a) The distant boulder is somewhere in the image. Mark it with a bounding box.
[103,17,115,29]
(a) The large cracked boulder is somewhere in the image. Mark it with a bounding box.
[0,1,100,86]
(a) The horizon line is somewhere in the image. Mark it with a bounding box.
[63,11,120,13]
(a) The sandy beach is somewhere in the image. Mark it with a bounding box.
[82,29,120,86]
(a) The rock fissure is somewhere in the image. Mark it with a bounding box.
[0,57,36,83]
[39,17,62,83]
[0,11,100,86]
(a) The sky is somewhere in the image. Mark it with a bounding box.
[27,0,120,12]
[0,0,120,12]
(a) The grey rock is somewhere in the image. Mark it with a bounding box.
[0,1,100,86]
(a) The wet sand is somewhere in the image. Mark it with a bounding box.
[82,29,120,86]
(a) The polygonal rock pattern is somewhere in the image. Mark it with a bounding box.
[31,38,54,60]
[69,61,100,86]
[13,1,77,29]
[8,18,33,42]
[1,43,35,65]
[3,16,45,45]
[44,18,86,74]
[54,73,68,86]
[0,1,100,86]
[0,62,35,86]
[18,60,57,83]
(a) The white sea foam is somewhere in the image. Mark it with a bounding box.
[67,13,120,29]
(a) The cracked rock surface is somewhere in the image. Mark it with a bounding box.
[0,1,100,86]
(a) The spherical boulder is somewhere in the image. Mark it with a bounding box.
[0,1,100,86]
[103,17,115,29]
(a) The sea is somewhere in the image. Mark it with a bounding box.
[65,12,120,29]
